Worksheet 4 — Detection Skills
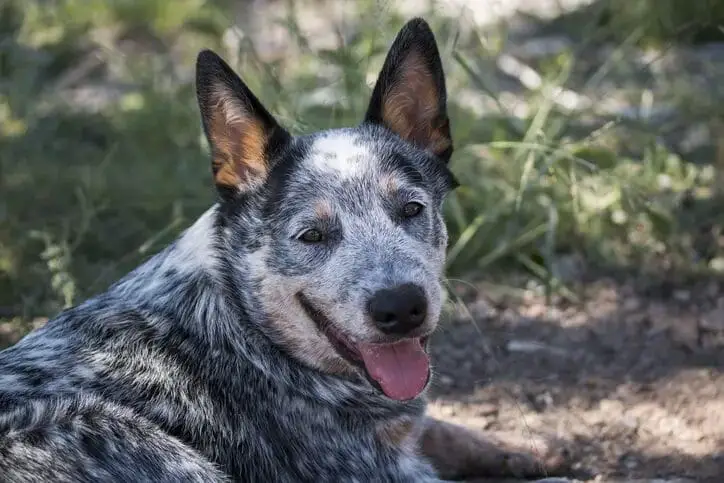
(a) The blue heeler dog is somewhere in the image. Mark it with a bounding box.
[0,18,569,482]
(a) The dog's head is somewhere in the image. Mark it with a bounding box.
[196,18,457,402]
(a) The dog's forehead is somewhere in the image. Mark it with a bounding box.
[267,126,445,217]
[304,131,378,181]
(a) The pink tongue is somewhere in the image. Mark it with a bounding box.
[356,338,429,401]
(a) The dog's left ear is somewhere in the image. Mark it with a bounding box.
[196,49,291,199]
[364,18,452,163]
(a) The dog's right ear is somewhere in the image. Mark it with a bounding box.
[196,50,291,199]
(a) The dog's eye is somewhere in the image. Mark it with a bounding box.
[402,202,424,218]
[298,229,324,243]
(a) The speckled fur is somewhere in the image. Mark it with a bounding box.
[0,19,563,483]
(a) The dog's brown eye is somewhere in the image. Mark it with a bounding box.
[298,229,324,243]
[402,202,424,218]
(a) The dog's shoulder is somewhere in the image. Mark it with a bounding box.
[0,294,168,401]
[0,310,89,399]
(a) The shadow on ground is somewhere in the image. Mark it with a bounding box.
[428,273,724,481]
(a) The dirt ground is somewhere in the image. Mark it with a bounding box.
[428,274,724,483]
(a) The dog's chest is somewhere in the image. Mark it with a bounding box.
[216,398,440,482]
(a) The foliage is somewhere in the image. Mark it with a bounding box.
[1,0,722,319]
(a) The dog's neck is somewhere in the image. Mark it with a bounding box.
[105,205,426,418]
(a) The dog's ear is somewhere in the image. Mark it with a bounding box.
[196,50,291,199]
[364,18,452,163]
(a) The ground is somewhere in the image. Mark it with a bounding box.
[428,274,724,482]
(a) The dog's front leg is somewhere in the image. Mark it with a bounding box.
[418,416,571,481]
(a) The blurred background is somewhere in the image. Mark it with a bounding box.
[1,0,723,480]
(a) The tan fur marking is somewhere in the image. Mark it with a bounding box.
[426,116,452,156]
[376,417,416,450]
[208,89,268,189]
[267,311,352,376]
[381,51,450,156]
[380,174,399,197]
[313,199,333,220]
[249,260,358,379]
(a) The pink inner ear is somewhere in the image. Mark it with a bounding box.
[381,51,450,156]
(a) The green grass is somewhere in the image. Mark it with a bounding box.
[1,0,723,324]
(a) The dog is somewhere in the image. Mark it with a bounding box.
[0,18,568,482]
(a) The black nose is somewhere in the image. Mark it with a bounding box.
[367,283,428,335]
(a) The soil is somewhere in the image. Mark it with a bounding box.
[428,274,724,483]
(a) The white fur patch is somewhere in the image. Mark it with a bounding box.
[309,133,373,180]
[165,205,219,274]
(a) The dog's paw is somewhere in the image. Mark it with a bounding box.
[419,417,575,480]
[485,430,573,478]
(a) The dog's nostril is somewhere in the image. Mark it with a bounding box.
[409,307,425,322]
[367,283,428,335]
[378,313,396,325]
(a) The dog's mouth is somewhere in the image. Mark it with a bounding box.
[296,292,431,402]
